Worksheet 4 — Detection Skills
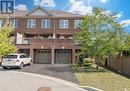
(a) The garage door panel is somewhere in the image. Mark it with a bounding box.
[55,50,72,64]
[36,50,51,64]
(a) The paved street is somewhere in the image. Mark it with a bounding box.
[0,65,101,91]
[0,69,86,91]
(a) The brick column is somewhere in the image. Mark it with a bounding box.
[51,48,55,64]
[72,49,76,64]
[30,48,34,62]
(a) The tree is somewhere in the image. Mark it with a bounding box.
[0,18,17,58]
[75,8,128,69]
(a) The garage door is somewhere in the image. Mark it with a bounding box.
[55,49,72,64]
[36,50,51,64]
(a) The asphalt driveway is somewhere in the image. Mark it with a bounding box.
[17,64,79,84]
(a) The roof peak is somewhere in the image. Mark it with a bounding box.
[25,6,52,16]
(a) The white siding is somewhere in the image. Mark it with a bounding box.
[29,9,49,16]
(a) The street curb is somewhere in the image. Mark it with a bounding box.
[80,86,103,91]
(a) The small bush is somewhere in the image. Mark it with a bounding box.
[83,63,92,67]
[71,63,80,68]
[71,63,81,72]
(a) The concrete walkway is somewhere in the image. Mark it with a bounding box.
[0,70,87,91]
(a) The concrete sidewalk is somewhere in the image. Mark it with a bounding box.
[0,70,87,91]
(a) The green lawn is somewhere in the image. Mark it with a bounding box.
[73,66,130,91]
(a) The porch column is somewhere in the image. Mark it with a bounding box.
[30,48,34,62]
[72,49,76,64]
[53,33,56,39]
[51,48,55,64]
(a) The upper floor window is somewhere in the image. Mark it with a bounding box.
[0,20,4,28]
[41,19,51,29]
[60,20,69,29]
[11,19,18,28]
[74,20,83,29]
[27,19,36,28]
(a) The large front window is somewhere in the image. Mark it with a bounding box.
[60,20,69,29]
[41,19,51,28]
[27,19,36,28]
[11,19,18,28]
[74,20,83,29]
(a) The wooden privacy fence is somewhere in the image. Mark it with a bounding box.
[107,55,130,76]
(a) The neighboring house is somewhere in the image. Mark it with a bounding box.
[0,6,83,64]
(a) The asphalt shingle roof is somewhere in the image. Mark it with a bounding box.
[0,7,83,18]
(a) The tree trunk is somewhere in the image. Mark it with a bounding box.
[95,58,99,69]
[96,64,99,69]
[0,56,2,65]
[105,58,108,66]
[120,52,123,73]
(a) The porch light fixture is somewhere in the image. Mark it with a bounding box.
[62,46,65,49]
[41,46,44,49]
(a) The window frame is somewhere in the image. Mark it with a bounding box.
[0,20,4,28]
[11,19,18,28]
[74,19,83,29]
[41,19,51,29]
[60,20,69,29]
[27,19,36,28]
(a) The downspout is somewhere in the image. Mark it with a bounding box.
[51,13,56,64]
[52,15,56,39]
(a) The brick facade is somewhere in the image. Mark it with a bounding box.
[3,7,83,64]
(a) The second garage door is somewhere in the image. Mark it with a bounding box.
[36,50,51,64]
[55,49,72,64]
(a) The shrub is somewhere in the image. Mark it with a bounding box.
[82,58,93,67]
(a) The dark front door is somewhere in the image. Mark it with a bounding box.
[35,50,51,64]
[55,49,72,64]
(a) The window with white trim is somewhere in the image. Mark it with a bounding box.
[41,19,51,28]
[11,19,18,28]
[74,20,83,29]
[60,20,69,29]
[0,20,4,28]
[27,19,36,28]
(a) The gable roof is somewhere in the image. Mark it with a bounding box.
[0,7,84,18]
[26,6,52,16]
